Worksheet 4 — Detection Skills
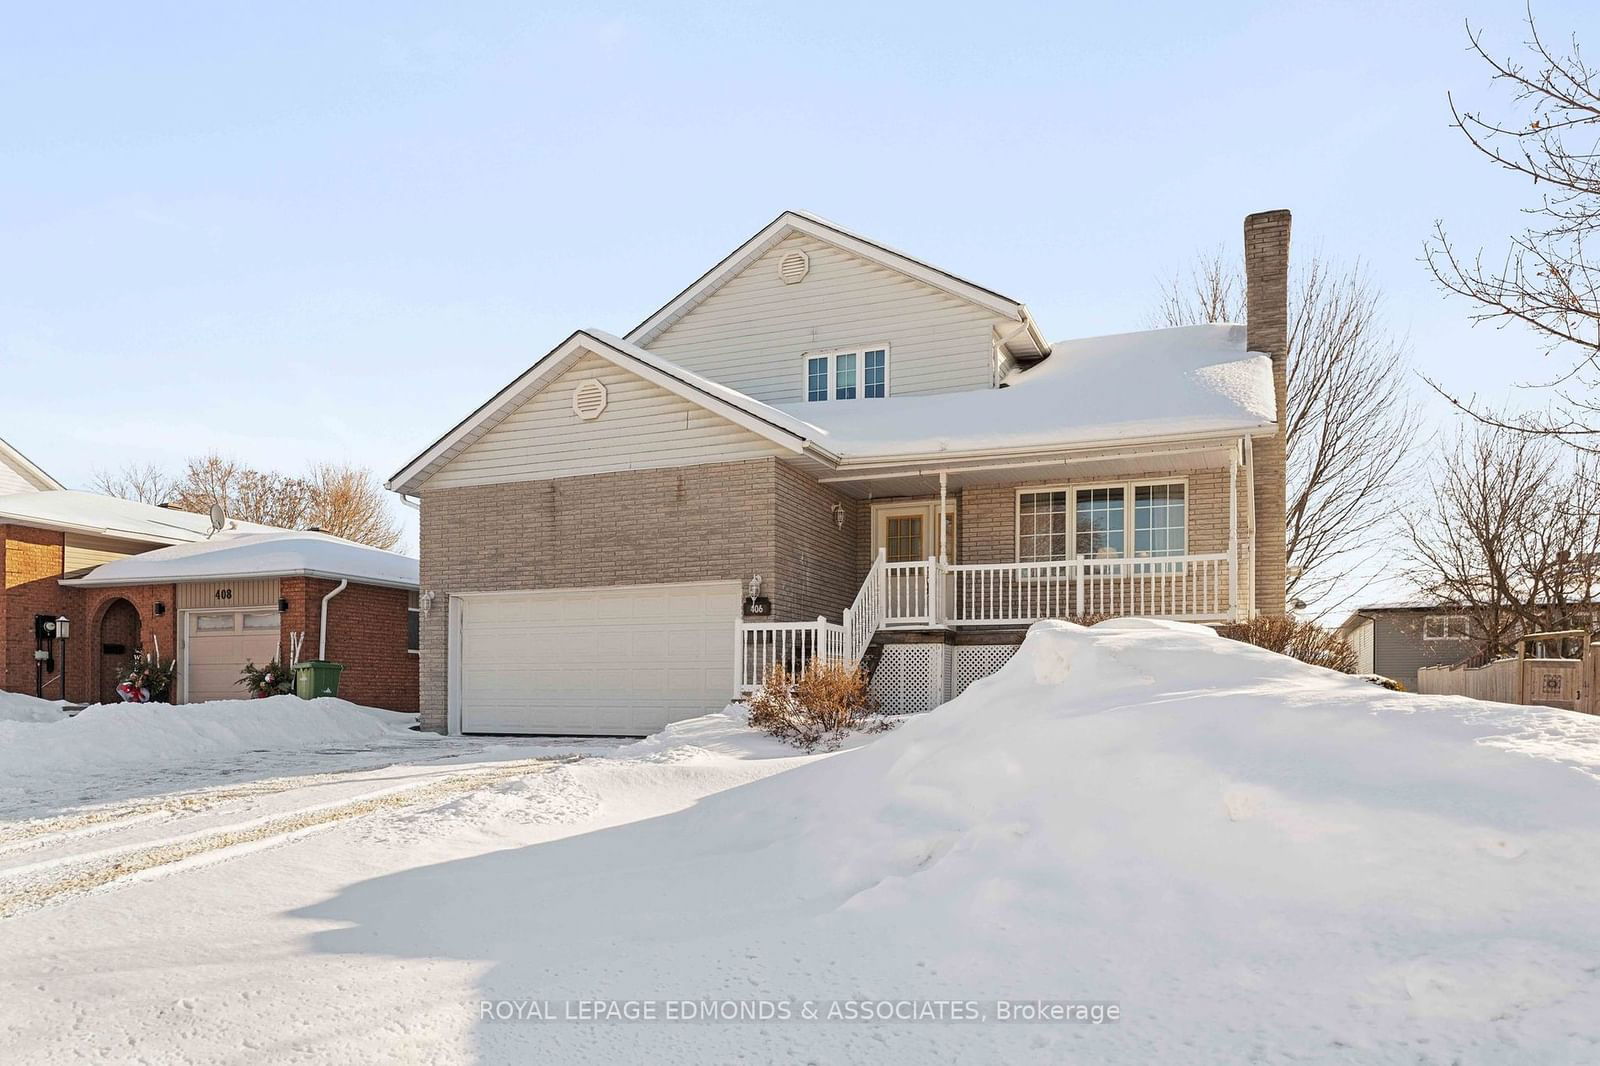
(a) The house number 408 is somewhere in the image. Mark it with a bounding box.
[214,589,233,601]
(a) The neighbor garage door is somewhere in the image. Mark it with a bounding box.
[183,609,282,703]
[457,581,739,736]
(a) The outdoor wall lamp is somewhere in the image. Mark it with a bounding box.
[831,503,846,530]
[154,602,166,616]
[278,597,290,613]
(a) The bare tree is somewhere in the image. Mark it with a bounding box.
[1404,425,1600,658]
[95,452,402,549]
[304,462,402,550]
[163,454,310,530]
[1426,7,1600,447]
[1152,251,1419,612]
[91,462,175,505]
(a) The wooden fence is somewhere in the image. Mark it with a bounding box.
[1416,658,1520,704]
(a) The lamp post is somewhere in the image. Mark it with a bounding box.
[55,615,71,702]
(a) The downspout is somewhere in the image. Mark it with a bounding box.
[318,579,349,660]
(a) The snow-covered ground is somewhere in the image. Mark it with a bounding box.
[2,620,1599,1063]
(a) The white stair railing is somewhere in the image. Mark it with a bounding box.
[844,548,887,667]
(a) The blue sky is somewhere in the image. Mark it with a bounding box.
[2,1,1588,605]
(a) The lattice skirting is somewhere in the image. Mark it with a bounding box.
[871,645,947,714]
[871,642,1022,712]
[952,644,1021,698]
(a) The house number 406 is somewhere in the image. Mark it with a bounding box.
[214,589,233,601]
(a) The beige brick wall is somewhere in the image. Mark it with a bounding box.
[417,457,866,731]
[773,462,864,624]
[1245,209,1290,616]
[958,468,1243,563]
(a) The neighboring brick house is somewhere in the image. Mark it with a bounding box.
[1,487,419,711]
[391,209,1291,736]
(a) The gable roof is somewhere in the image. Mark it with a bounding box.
[386,330,821,496]
[624,210,1050,357]
[390,323,1278,496]
[59,529,418,590]
[0,435,64,491]
[0,489,278,546]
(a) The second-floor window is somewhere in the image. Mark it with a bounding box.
[804,347,888,402]
[1423,615,1470,640]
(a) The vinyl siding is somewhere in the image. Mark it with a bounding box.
[63,533,147,573]
[423,352,788,490]
[0,457,42,495]
[644,233,1010,404]
[1370,611,1472,691]
[1346,618,1375,674]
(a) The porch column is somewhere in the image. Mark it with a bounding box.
[1228,441,1241,621]
[938,471,948,563]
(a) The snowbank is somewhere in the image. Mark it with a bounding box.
[0,696,416,780]
[0,691,70,725]
[300,619,1600,1062]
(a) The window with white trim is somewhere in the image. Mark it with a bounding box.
[1018,490,1069,563]
[1016,481,1187,567]
[1423,614,1469,640]
[407,591,420,652]
[803,346,888,402]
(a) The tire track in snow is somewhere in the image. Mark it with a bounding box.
[0,749,491,855]
[0,756,581,919]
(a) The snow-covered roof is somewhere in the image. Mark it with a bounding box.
[390,324,1276,494]
[59,530,418,590]
[778,324,1276,461]
[0,490,277,546]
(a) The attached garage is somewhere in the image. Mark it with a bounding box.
[453,581,739,736]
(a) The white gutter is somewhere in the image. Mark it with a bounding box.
[60,568,418,591]
[815,439,1253,484]
[319,579,349,661]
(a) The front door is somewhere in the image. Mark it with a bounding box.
[872,503,956,623]
[872,502,957,563]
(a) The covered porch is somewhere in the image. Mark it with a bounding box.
[738,433,1259,692]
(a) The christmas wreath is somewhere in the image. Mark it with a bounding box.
[238,659,294,698]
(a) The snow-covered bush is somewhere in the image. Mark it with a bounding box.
[1217,615,1357,673]
[747,659,884,752]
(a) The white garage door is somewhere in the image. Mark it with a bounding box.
[457,581,739,736]
[183,609,282,703]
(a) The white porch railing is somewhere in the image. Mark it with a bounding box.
[736,548,1238,692]
[736,617,847,692]
[940,553,1234,625]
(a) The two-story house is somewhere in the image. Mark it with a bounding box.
[390,210,1290,735]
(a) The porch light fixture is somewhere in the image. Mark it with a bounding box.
[831,503,846,530]
[154,602,166,616]
[278,597,290,613]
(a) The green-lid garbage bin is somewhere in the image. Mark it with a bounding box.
[294,660,344,699]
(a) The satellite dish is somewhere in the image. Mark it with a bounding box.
[207,503,227,538]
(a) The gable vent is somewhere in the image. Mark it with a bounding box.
[572,379,608,421]
[778,249,809,285]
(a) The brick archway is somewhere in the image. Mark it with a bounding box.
[95,598,141,704]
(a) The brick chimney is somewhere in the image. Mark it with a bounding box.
[1244,209,1290,616]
